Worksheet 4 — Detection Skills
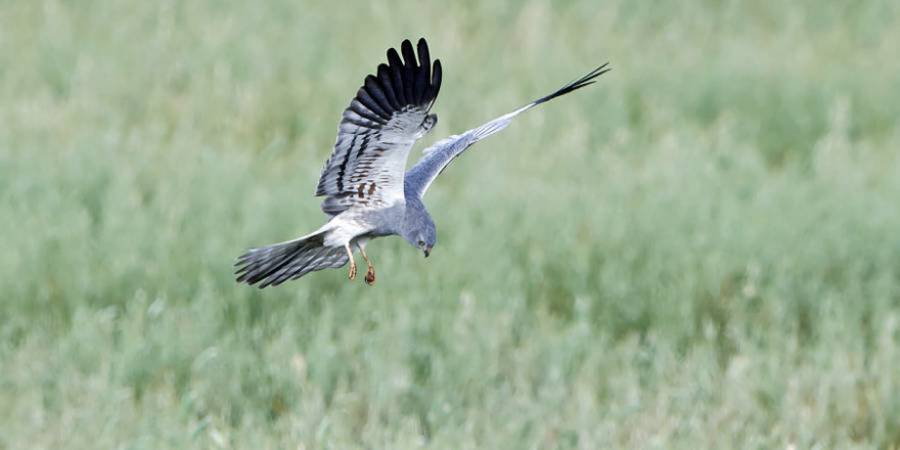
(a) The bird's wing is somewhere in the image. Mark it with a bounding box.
[316,38,442,216]
[404,63,610,199]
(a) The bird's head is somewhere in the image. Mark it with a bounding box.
[416,223,436,258]
[402,204,437,258]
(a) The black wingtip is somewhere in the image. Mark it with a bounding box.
[363,38,442,114]
[348,39,443,124]
[400,39,417,67]
[532,62,611,106]
[428,58,442,110]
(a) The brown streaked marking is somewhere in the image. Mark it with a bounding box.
[368,183,377,195]
[357,184,365,198]
[356,134,372,160]
[335,134,358,193]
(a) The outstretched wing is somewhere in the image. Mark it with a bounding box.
[316,38,442,216]
[404,63,610,199]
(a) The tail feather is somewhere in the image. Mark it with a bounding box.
[256,243,317,288]
[235,232,348,288]
[291,246,347,281]
[266,246,327,287]
[236,240,309,282]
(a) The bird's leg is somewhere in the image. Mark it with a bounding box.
[344,243,357,280]
[357,242,376,285]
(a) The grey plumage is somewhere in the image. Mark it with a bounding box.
[235,39,609,287]
[404,63,610,199]
[315,38,441,217]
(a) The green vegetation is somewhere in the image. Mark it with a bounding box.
[2,0,900,448]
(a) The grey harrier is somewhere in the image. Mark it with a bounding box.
[236,38,609,287]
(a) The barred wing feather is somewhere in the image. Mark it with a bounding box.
[317,38,442,216]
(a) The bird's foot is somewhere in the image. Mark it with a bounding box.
[364,266,376,285]
[348,262,357,280]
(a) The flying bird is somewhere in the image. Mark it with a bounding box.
[235,38,609,287]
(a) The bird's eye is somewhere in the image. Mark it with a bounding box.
[417,240,425,247]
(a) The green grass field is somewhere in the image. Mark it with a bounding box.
[2,1,900,448]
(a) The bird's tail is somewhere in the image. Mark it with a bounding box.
[234,231,348,288]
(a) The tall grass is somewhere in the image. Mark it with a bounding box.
[2,0,900,448]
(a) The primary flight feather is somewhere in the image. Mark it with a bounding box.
[235,38,610,287]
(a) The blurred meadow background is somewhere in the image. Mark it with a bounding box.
[2,0,900,448]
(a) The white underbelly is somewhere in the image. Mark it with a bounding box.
[323,214,370,247]
[320,200,405,247]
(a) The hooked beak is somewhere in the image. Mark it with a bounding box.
[423,246,432,258]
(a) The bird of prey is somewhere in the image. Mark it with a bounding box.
[235,38,609,287]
